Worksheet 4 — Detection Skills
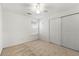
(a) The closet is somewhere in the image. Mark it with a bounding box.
[50,18,61,45]
[39,12,79,51]
[61,13,79,51]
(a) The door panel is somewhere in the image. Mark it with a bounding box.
[62,14,79,51]
[50,18,61,45]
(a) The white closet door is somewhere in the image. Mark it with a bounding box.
[62,14,79,51]
[50,18,61,45]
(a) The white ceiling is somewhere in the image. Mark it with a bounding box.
[1,3,79,18]
[45,3,79,12]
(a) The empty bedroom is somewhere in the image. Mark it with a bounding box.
[0,3,79,56]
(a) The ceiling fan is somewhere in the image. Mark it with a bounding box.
[26,3,48,15]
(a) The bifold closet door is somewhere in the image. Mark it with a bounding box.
[50,18,61,45]
[62,14,79,51]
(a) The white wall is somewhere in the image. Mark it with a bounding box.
[0,4,2,54]
[62,14,79,51]
[50,18,61,45]
[2,10,37,48]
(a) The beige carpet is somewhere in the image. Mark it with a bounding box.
[1,40,79,56]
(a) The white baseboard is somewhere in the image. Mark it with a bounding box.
[3,38,37,48]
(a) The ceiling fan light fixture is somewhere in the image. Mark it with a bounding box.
[36,9,40,14]
[32,3,44,14]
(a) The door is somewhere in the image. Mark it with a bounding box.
[62,14,79,51]
[31,19,39,40]
[50,18,61,45]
